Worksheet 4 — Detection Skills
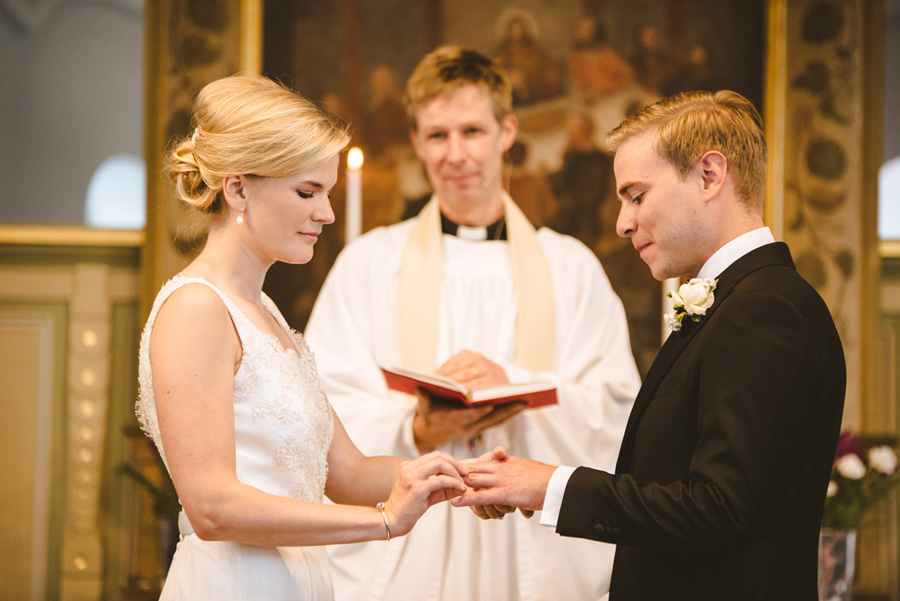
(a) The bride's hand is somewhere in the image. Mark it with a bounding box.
[381,451,468,538]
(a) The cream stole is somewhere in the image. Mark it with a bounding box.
[396,193,555,373]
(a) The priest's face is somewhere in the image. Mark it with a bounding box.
[411,84,517,223]
[614,130,708,280]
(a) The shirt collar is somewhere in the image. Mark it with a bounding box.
[440,212,507,240]
[697,227,776,279]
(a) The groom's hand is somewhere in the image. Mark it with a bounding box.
[461,447,522,519]
[454,452,555,515]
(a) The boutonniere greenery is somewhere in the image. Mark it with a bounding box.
[665,277,718,332]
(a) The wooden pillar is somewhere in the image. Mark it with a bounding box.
[141,0,262,319]
[766,0,891,595]
[339,0,365,144]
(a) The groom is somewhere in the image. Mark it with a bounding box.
[455,90,846,600]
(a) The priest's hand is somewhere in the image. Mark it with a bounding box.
[436,350,509,390]
[412,391,527,453]
[453,451,556,515]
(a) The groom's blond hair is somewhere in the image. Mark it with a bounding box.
[607,90,767,210]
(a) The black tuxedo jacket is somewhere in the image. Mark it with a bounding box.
[557,242,845,601]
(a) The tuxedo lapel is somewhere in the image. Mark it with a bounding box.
[616,242,795,472]
[616,318,701,471]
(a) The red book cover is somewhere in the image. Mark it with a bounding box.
[380,366,557,408]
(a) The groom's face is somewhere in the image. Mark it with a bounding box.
[614,130,708,280]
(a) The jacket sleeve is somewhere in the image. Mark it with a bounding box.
[557,282,840,552]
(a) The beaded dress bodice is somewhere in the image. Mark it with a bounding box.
[136,275,333,503]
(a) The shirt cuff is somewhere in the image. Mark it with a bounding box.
[539,465,577,528]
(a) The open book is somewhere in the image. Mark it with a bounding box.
[380,365,557,408]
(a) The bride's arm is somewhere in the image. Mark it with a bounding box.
[150,285,466,547]
[323,412,402,506]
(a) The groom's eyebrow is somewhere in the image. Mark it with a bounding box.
[618,181,638,199]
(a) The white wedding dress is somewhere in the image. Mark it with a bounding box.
[136,274,335,600]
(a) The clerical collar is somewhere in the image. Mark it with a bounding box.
[440,212,507,240]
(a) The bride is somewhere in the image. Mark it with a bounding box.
[136,73,468,600]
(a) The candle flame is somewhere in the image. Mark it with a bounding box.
[347,147,364,170]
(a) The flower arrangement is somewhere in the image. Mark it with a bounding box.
[822,431,900,529]
[664,277,718,332]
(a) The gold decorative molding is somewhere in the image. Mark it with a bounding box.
[60,264,111,600]
[764,0,788,240]
[0,312,55,600]
[0,225,143,247]
[240,0,263,74]
[881,239,900,259]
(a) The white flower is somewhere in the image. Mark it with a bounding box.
[868,446,898,475]
[671,278,717,316]
[827,480,838,497]
[836,454,866,479]
[664,313,682,332]
[665,278,718,331]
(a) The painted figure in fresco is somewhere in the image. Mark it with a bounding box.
[631,22,673,95]
[568,17,635,99]
[493,10,563,105]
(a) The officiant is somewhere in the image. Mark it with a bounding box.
[304,45,641,601]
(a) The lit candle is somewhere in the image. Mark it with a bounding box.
[662,277,679,341]
[346,147,364,243]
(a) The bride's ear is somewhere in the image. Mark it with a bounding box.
[222,175,248,212]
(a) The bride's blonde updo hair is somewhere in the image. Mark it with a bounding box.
[167,73,350,217]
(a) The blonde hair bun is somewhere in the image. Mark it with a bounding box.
[166,73,350,217]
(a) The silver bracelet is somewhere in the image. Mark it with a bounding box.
[376,502,391,541]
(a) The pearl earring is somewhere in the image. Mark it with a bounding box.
[236,208,245,225]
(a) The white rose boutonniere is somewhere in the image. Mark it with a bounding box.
[666,277,718,331]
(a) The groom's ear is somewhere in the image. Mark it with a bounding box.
[696,151,728,201]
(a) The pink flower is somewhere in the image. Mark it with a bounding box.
[834,431,864,460]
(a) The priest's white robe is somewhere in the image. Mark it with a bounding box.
[305,216,641,601]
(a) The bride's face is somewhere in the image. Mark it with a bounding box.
[233,154,339,266]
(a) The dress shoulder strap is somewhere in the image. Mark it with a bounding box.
[145,274,252,339]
